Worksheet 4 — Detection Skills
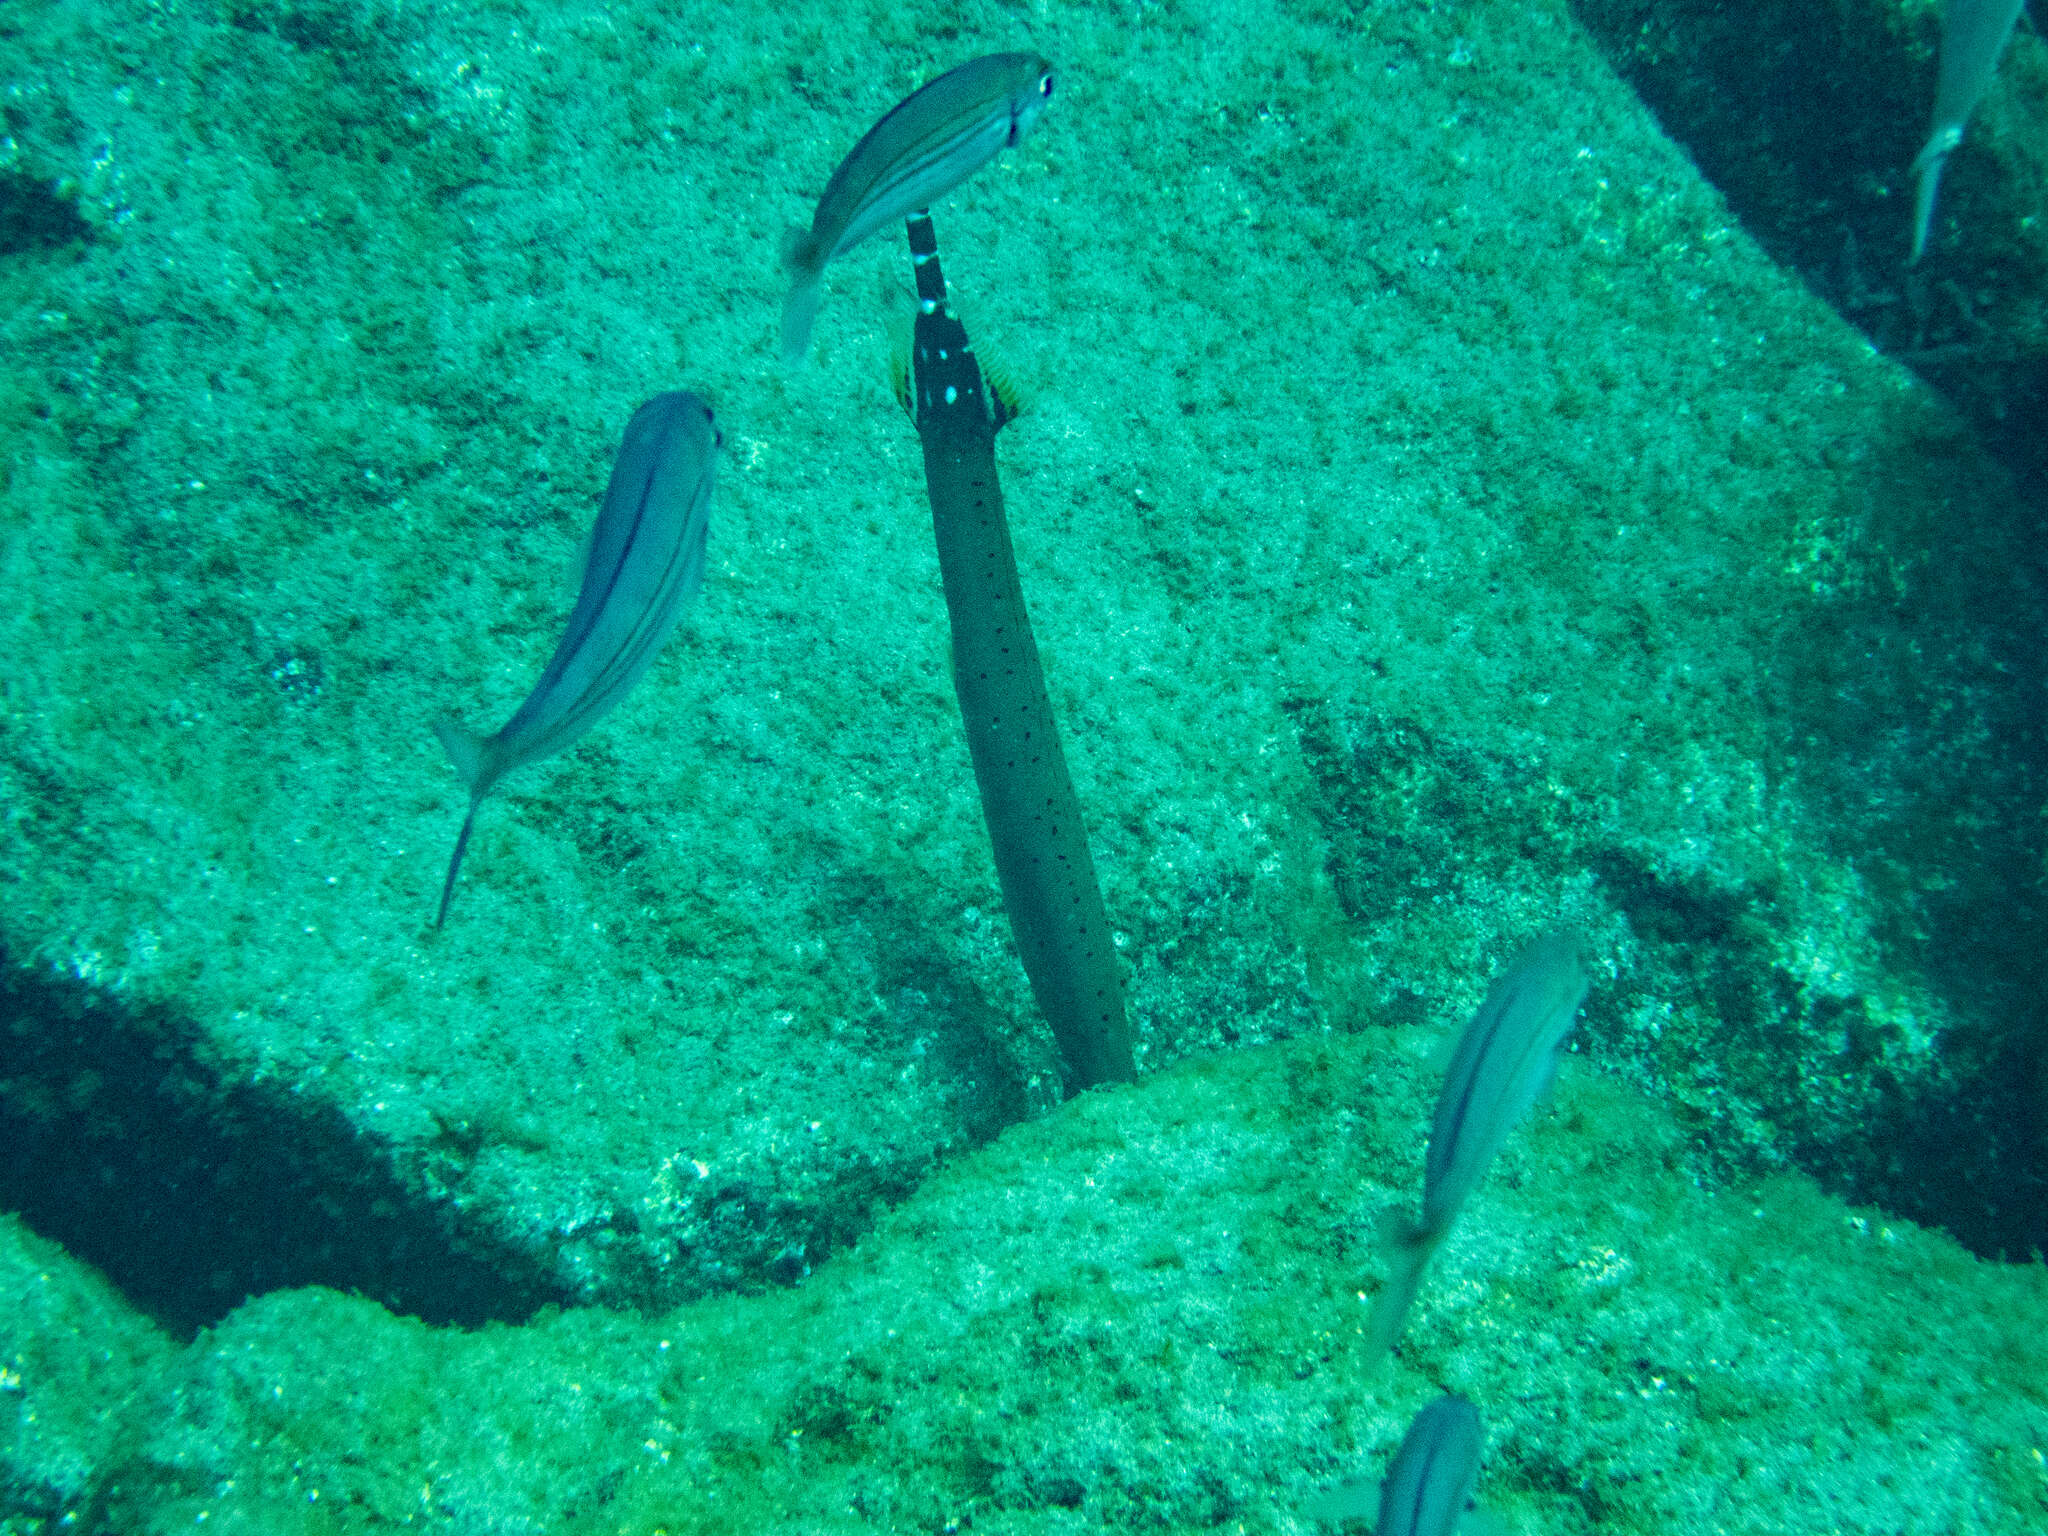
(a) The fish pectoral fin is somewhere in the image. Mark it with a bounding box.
[887,337,913,416]
[976,341,1026,430]
[780,277,825,367]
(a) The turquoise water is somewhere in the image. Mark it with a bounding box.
[1,0,2044,1530]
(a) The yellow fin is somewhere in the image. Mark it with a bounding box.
[984,351,1026,424]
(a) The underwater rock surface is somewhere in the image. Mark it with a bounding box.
[1569,0,2048,498]
[0,0,2041,1445]
[7,1031,2047,1531]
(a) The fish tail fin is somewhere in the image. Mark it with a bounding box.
[434,798,482,930]
[779,226,819,275]
[1363,1214,1441,1360]
[433,720,493,929]
[779,275,824,368]
[1908,125,1961,265]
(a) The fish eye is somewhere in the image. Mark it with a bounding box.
[1039,73,1054,99]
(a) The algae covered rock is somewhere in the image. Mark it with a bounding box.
[32,1032,2048,1533]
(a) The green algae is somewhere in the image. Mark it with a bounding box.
[0,0,2044,1526]
[0,1214,174,1528]
[11,1029,2043,1533]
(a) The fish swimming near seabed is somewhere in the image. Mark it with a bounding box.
[433,391,721,928]
[1364,929,1590,1356]
[1309,1396,1484,1535]
[780,51,1055,365]
[1909,0,2026,263]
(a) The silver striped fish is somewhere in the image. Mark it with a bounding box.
[1908,0,2025,263]
[1365,930,1589,1354]
[433,391,720,928]
[780,51,1055,364]
[1310,1396,1483,1535]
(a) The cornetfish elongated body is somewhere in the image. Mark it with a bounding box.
[899,212,1133,1090]
[780,52,1054,364]
[433,391,721,927]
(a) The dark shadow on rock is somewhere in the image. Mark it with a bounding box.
[0,937,575,1336]
[1568,0,2047,504]
[0,170,91,258]
[1289,696,2048,1261]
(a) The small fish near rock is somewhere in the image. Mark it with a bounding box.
[780,52,1056,365]
[1310,1395,1486,1535]
[1908,0,2027,263]
[432,390,721,928]
[1365,930,1590,1356]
